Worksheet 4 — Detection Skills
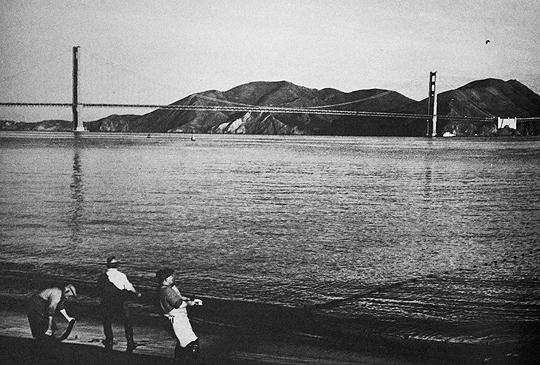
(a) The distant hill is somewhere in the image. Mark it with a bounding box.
[86,80,415,135]
[2,79,539,136]
[332,79,540,136]
[0,119,72,131]
[400,78,540,136]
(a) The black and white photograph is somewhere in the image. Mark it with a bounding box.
[1,1,539,364]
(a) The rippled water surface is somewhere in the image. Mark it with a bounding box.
[1,132,539,344]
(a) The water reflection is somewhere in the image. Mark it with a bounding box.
[69,135,84,244]
[423,165,433,198]
[423,141,434,199]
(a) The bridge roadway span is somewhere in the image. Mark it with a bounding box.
[0,102,496,122]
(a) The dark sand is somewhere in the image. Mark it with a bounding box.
[1,291,537,365]
[0,309,418,365]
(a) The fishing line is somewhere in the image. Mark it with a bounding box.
[307,243,540,311]
[3,240,536,307]
[307,276,422,311]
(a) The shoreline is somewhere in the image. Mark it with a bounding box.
[1,293,538,365]
[0,308,408,365]
[1,270,538,364]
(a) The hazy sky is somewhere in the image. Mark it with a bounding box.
[1,0,539,121]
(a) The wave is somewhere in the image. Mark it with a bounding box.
[1,267,540,364]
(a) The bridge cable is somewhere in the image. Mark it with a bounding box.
[438,75,494,117]
[195,89,407,110]
[0,53,66,86]
[82,50,185,105]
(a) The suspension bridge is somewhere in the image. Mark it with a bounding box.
[1,47,536,136]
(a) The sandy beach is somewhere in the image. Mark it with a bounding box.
[1,292,538,365]
[0,290,376,364]
[1,270,539,365]
[0,307,415,365]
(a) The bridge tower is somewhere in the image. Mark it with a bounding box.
[72,46,84,132]
[426,71,437,137]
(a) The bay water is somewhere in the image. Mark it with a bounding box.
[1,132,539,350]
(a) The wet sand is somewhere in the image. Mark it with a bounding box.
[1,292,537,365]
[0,309,416,365]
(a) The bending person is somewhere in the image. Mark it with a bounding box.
[156,268,202,365]
[26,284,77,340]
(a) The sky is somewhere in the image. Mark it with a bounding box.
[1,0,540,121]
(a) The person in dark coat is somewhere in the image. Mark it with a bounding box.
[97,256,141,352]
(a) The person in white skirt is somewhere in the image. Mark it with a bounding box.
[156,268,202,365]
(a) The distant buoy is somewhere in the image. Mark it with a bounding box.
[191,135,195,141]
[147,134,151,138]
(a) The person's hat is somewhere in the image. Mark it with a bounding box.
[156,268,174,284]
[64,284,77,298]
[106,256,119,268]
